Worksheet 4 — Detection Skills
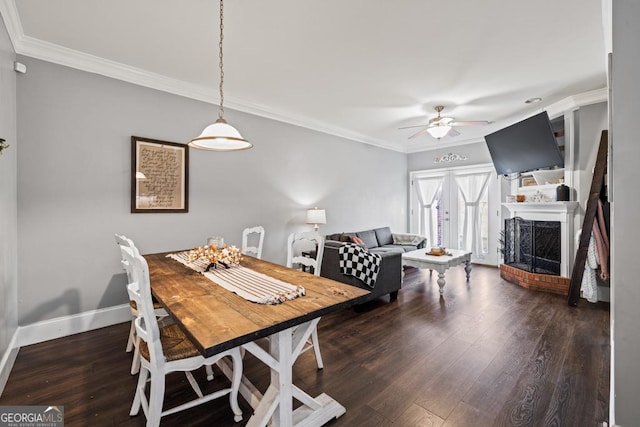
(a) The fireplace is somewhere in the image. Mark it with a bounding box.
[502,201,578,277]
[501,201,578,295]
[504,217,561,275]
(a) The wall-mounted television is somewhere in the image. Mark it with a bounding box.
[484,111,564,175]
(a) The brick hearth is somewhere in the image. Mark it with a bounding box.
[500,264,570,295]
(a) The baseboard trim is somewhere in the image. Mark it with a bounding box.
[0,330,19,397]
[1,305,131,397]
[17,304,131,348]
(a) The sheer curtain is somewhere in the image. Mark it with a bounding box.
[415,177,443,247]
[455,173,490,255]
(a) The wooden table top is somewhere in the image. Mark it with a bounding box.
[145,252,370,357]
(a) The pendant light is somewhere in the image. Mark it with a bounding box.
[189,0,252,151]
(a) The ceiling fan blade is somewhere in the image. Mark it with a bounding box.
[408,127,431,139]
[447,128,460,137]
[398,124,428,130]
[448,120,491,127]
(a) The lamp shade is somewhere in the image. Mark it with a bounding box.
[426,125,452,139]
[189,118,252,151]
[306,208,326,225]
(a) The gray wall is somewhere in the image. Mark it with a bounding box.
[0,15,18,383]
[612,1,640,424]
[16,57,407,325]
[407,140,493,172]
[573,102,608,223]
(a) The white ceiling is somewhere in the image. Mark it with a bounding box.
[1,0,607,152]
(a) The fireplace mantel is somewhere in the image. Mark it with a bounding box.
[502,201,579,277]
[503,201,579,217]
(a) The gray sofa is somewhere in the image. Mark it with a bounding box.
[320,227,426,302]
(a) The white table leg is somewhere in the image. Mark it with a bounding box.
[465,260,472,281]
[241,319,345,427]
[437,272,446,294]
[273,330,293,425]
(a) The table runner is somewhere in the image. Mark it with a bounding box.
[167,252,306,304]
[168,251,210,272]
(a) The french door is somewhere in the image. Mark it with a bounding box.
[410,165,500,265]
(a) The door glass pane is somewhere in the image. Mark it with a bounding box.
[414,177,443,247]
[411,167,497,265]
[479,187,489,254]
[434,187,443,247]
[457,189,465,249]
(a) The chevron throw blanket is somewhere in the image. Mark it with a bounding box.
[338,243,382,288]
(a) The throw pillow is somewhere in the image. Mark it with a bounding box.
[374,227,394,246]
[356,230,379,248]
[351,236,367,248]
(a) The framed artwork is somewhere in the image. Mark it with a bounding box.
[131,136,189,213]
[521,176,537,187]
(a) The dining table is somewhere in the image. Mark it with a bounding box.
[145,251,370,427]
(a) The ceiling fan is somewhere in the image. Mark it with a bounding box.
[399,105,491,139]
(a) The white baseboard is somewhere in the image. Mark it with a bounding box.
[1,304,131,397]
[17,304,131,348]
[0,329,19,397]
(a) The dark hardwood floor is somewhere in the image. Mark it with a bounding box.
[0,265,610,426]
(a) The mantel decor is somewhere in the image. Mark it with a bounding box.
[131,136,189,213]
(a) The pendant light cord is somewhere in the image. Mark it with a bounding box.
[189,0,251,150]
[218,0,225,119]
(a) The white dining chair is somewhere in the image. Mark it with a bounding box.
[115,234,168,375]
[124,247,243,427]
[286,231,325,369]
[241,225,265,259]
[287,231,325,277]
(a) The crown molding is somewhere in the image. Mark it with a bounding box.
[20,35,217,99]
[572,86,608,105]
[405,87,608,155]
[18,36,404,153]
[545,87,608,118]
[0,0,22,51]
[0,0,606,155]
[0,0,405,153]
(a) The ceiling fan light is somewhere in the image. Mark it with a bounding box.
[427,125,452,139]
[189,118,252,151]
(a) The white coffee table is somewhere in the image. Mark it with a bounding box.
[402,249,472,294]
